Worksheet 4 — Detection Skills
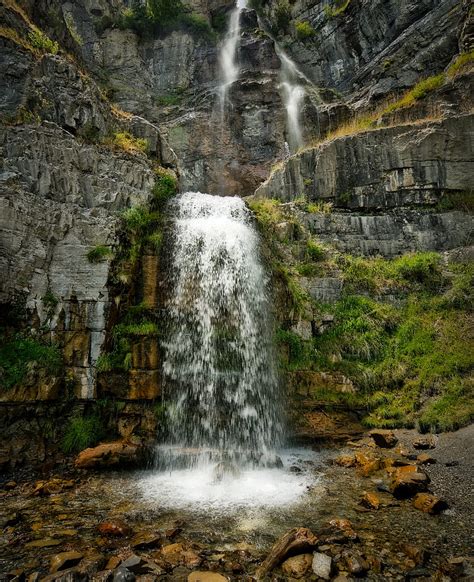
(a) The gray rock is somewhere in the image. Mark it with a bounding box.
[312,552,332,580]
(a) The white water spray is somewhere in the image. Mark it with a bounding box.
[277,48,308,152]
[160,192,282,468]
[218,0,247,115]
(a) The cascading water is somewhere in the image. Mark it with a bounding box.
[278,49,308,153]
[218,0,247,115]
[161,192,282,465]
[139,1,319,512]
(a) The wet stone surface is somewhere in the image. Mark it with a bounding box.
[0,429,472,580]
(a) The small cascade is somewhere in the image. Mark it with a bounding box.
[159,192,283,472]
[277,47,309,153]
[218,0,247,116]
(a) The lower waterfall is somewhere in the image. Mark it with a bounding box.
[140,192,315,510]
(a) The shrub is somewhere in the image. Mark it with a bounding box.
[306,200,333,214]
[152,171,178,204]
[0,336,62,391]
[247,197,283,227]
[382,74,445,115]
[86,245,113,263]
[104,132,148,154]
[295,21,315,40]
[276,329,312,369]
[121,206,159,235]
[306,239,326,261]
[114,321,159,337]
[147,231,163,251]
[28,29,59,54]
[62,414,106,453]
[180,12,216,40]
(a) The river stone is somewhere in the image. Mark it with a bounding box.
[50,551,83,573]
[390,467,430,499]
[97,520,131,537]
[281,553,313,578]
[412,493,448,514]
[187,572,228,582]
[113,567,135,582]
[312,552,332,579]
[370,430,398,448]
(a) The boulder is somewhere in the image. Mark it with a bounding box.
[75,440,147,469]
[281,554,312,578]
[413,436,436,450]
[335,455,356,468]
[50,552,83,574]
[344,551,369,576]
[370,430,398,448]
[113,567,136,582]
[412,493,448,514]
[354,452,381,477]
[130,532,161,549]
[312,552,332,580]
[389,467,430,499]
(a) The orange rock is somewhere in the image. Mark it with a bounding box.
[355,452,381,477]
[390,468,430,499]
[75,440,145,469]
[417,453,436,465]
[335,455,356,468]
[281,554,312,578]
[360,492,381,510]
[370,430,398,448]
[412,493,448,514]
[97,520,131,537]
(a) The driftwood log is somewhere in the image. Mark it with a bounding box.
[255,527,318,579]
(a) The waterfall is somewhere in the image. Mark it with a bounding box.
[277,47,308,152]
[218,0,247,115]
[160,192,283,470]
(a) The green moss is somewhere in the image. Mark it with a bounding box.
[0,335,62,391]
[295,21,315,40]
[61,414,106,453]
[324,0,351,18]
[104,132,148,154]
[147,231,163,251]
[27,29,59,54]
[86,245,113,263]
[114,321,159,337]
[446,50,474,78]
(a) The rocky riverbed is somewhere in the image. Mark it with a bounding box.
[1,427,473,581]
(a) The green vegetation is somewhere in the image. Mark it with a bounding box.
[122,206,160,235]
[324,0,351,18]
[306,239,326,261]
[246,197,283,227]
[447,50,474,78]
[295,21,315,40]
[103,132,148,154]
[0,335,62,391]
[62,413,106,453]
[382,74,445,115]
[273,0,292,33]
[27,29,59,54]
[86,245,113,263]
[152,170,178,205]
[41,290,59,312]
[306,200,333,214]
[114,321,159,338]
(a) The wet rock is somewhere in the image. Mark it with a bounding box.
[344,551,369,576]
[281,553,312,578]
[335,455,356,468]
[1,512,20,527]
[413,436,436,450]
[120,556,151,574]
[405,566,432,578]
[389,467,430,499]
[97,520,131,537]
[354,452,381,477]
[106,557,121,570]
[4,480,17,489]
[442,556,474,578]
[359,491,381,510]
[182,550,202,569]
[312,552,332,580]
[33,479,75,495]
[50,552,83,574]
[187,573,228,582]
[402,544,427,565]
[75,441,147,469]
[416,453,436,465]
[113,567,135,582]
[370,430,398,448]
[130,532,161,549]
[255,527,318,579]
[161,542,185,565]
[412,493,448,514]
[25,538,62,548]
[213,461,241,482]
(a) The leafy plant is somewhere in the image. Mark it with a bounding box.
[152,170,178,205]
[295,21,315,40]
[62,414,106,453]
[27,29,59,54]
[103,132,148,154]
[306,239,326,261]
[86,245,113,263]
